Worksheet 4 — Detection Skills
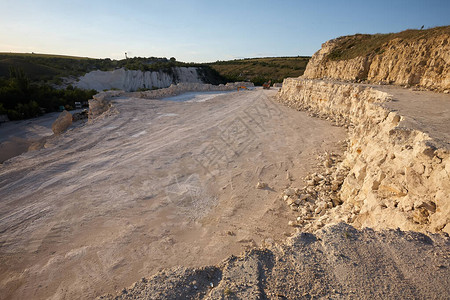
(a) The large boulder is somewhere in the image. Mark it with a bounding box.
[52,110,72,134]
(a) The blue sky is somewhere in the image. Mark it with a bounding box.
[1,0,449,62]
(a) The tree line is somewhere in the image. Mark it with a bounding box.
[0,67,96,120]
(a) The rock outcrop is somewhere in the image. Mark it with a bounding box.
[277,78,449,234]
[51,110,72,134]
[303,26,450,92]
[88,92,118,121]
[75,67,206,92]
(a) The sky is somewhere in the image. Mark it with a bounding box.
[0,0,449,63]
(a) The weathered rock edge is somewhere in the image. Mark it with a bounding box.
[303,27,450,92]
[88,82,254,121]
[277,78,450,234]
[98,223,449,299]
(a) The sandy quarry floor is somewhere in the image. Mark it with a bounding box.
[0,88,346,299]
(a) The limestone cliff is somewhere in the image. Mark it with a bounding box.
[75,67,207,92]
[303,26,450,91]
[277,78,449,234]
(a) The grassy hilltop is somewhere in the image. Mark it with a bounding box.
[327,25,450,61]
[208,56,310,85]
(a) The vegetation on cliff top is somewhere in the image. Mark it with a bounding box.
[208,56,310,85]
[327,25,450,61]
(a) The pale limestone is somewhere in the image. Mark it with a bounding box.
[277,78,450,234]
[303,33,450,92]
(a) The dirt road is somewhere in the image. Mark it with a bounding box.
[0,89,346,299]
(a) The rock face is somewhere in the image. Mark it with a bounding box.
[75,67,206,92]
[303,26,450,91]
[51,110,72,134]
[277,78,450,234]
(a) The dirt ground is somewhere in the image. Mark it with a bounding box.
[100,222,450,300]
[0,88,346,299]
[375,85,450,148]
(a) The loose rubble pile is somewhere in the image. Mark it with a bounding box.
[280,147,355,232]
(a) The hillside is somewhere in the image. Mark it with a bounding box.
[0,54,228,120]
[208,56,310,85]
[0,53,311,88]
[0,53,225,85]
[303,26,450,91]
[0,53,111,84]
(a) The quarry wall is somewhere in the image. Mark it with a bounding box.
[277,78,449,234]
[303,32,450,92]
[75,67,205,92]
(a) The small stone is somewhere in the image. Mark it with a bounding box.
[299,207,309,216]
[256,182,267,189]
[412,208,429,224]
[306,180,315,186]
[324,159,333,168]
[286,171,293,181]
[284,188,297,196]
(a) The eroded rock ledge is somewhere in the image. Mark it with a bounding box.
[277,78,449,234]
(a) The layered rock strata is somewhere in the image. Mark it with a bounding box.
[303,27,450,92]
[277,78,450,234]
[76,67,205,92]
